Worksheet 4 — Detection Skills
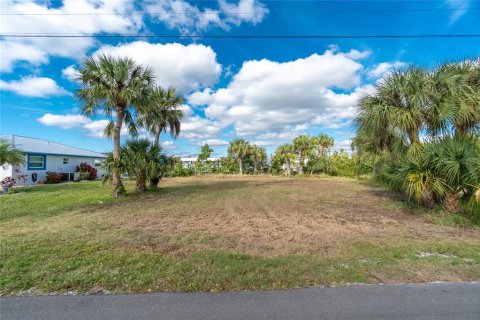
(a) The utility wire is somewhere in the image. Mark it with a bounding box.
[1,33,479,39]
[1,7,479,15]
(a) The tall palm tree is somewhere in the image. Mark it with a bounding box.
[228,139,250,175]
[76,55,154,197]
[427,61,480,137]
[140,86,184,146]
[377,66,429,146]
[0,139,24,166]
[293,135,313,175]
[140,86,183,188]
[313,133,334,156]
[275,144,295,176]
[250,144,266,174]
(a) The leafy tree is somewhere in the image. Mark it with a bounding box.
[103,139,168,192]
[139,86,183,188]
[313,134,334,156]
[76,55,154,197]
[0,139,24,166]
[249,144,267,174]
[228,139,250,175]
[293,135,313,175]
[196,144,214,174]
[275,144,296,176]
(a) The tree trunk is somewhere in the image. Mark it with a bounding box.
[253,158,258,174]
[238,159,243,175]
[298,154,304,175]
[149,129,161,189]
[285,160,291,176]
[443,192,460,213]
[112,109,125,197]
[153,129,161,147]
[136,174,147,192]
[409,130,420,145]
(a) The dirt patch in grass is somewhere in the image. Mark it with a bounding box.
[1,176,479,295]
[93,176,479,256]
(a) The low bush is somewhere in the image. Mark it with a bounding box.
[75,162,98,180]
[44,171,62,184]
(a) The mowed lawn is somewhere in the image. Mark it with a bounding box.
[1,176,479,296]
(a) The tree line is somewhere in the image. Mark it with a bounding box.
[352,60,479,214]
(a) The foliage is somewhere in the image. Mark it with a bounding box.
[195,144,215,174]
[227,139,250,175]
[354,59,480,213]
[76,54,155,197]
[44,172,62,184]
[103,139,170,192]
[1,177,16,188]
[170,160,195,177]
[138,86,184,146]
[0,139,24,166]
[75,162,98,181]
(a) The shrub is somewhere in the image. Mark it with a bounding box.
[1,177,16,188]
[44,171,62,184]
[75,162,98,180]
[8,188,20,195]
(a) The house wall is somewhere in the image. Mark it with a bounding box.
[12,154,106,186]
[0,164,13,182]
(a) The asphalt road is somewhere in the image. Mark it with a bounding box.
[1,282,479,320]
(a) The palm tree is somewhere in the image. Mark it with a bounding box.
[275,144,295,176]
[427,61,480,137]
[293,135,313,175]
[139,86,183,188]
[103,139,167,192]
[140,86,184,146]
[228,139,250,175]
[0,139,24,166]
[313,133,334,156]
[377,66,429,146]
[76,55,154,197]
[250,144,266,174]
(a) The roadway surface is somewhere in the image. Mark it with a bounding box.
[1,282,479,320]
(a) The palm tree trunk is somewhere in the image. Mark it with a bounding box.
[150,129,161,189]
[238,159,243,175]
[153,129,161,147]
[286,160,291,176]
[298,154,304,175]
[136,174,147,192]
[253,158,258,174]
[112,109,125,197]
[409,130,420,145]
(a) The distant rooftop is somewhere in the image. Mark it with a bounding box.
[2,135,106,158]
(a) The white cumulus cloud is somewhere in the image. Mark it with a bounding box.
[367,61,405,79]
[94,41,222,94]
[0,76,68,97]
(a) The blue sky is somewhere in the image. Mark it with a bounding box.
[1,0,479,157]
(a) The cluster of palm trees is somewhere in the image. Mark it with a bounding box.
[273,134,335,175]
[353,60,480,212]
[227,139,267,174]
[76,55,183,196]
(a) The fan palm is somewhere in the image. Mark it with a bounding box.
[140,86,184,146]
[293,135,313,175]
[76,55,154,197]
[0,139,24,166]
[250,144,266,174]
[313,134,334,157]
[275,144,295,176]
[228,139,250,175]
[139,86,183,188]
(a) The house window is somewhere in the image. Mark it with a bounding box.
[28,155,46,170]
[63,157,69,164]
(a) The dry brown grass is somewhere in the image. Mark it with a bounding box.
[88,175,480,257]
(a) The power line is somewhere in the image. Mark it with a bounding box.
[1,7,479,16]
[1,33,479,39]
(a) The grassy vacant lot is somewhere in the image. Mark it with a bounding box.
[1,176,479,296]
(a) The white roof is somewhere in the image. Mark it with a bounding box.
[181,157,220,162]
[3,135,106,158]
